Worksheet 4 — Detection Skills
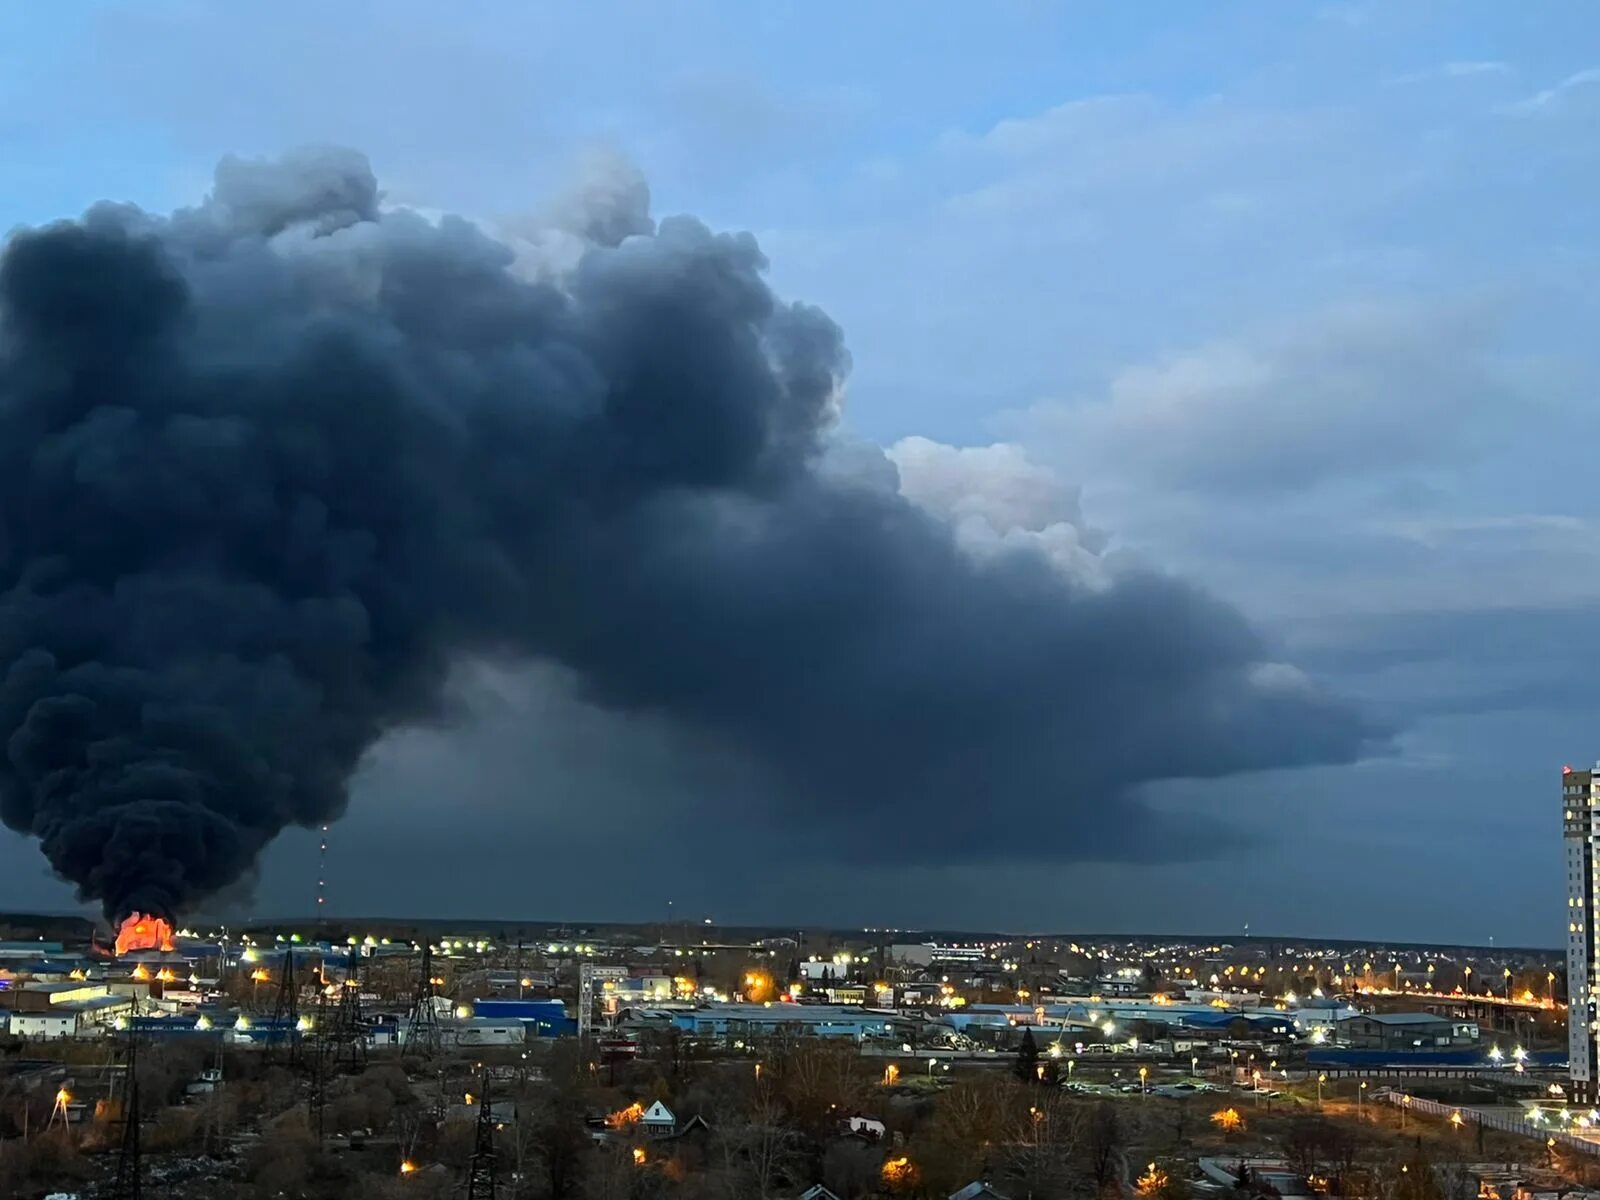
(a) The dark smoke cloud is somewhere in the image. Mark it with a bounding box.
[0,148,1382,919]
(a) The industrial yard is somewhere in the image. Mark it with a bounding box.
[0,916,1585,1198]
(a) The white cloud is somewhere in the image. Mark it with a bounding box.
[1387,60,1508,86]
[1028,301,1509,496]
[1500,66,1600,115]
[887,436,1108,583]
[1375,513,1590,548]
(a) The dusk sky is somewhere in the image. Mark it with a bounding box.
[2,1,1597,944]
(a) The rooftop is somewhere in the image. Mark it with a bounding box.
[1339,1011,1457,1025]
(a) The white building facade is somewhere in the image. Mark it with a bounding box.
[1565,764,1600,1103]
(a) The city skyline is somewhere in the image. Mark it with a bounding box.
[3,3,1599,942]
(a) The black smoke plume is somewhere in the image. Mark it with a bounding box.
[0,148,1381,919]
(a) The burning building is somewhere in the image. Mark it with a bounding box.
[115,913,175,956]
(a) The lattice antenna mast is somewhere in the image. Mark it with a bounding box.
[464,1071,497,1200]
[577,962,595,1044]
[315,823,330,919]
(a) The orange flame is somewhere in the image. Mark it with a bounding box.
[115,913,175,956]
[606,1102,644,1129]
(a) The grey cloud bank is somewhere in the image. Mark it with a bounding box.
[0,148,1381,919]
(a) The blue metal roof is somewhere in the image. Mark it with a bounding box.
[471,999,568,1019]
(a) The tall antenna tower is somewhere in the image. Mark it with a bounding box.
[404,941,441,1056]
[316,824,329,919]
[577,962,595,1045]
[464,1072,497,1200]
[111,1030,142,1200]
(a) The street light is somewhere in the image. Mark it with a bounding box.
[1358,1080,1368,1118]
[1317,1073,1326,1108]
[1402,1093,1412,1130]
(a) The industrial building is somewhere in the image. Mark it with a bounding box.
[890,943,989,967]
[644,1003,905,1044]
[1333,1012,1479,1050]
[8,995,133,1038]
[949,1003,1295,1042]
[461,998,575,1038]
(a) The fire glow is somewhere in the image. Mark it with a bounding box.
[115,913,175,956]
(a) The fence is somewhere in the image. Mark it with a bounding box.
[1376,1089,1600,1159]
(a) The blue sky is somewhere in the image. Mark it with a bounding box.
[3,1,1598,942]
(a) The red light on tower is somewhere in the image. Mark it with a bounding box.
[1565,765,1574,775]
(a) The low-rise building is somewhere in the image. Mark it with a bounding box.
[8,1010,77,1038]
[1335,1012,1478,1049]
[665,1003,903,1044]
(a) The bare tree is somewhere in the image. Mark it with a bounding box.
[1003,1088,1082,1195]
[1081,1100,1125,1197]
[708,1087,804,1199]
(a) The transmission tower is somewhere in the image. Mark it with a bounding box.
[404,941,441,1056]
[308,987,328,1144]
[333,944,368,1069]
[265,947,300,1066]
[111,1031,141,1200]
[464,1073,497,1200]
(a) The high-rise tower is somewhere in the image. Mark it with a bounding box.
[1564,763,1598,1102]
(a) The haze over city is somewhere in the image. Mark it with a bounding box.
[4,2,1600,944]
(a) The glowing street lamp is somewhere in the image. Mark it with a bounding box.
[1140,1066,1149,1096]
[1317,1073,1326,1108]
[48,1087,72,1136]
